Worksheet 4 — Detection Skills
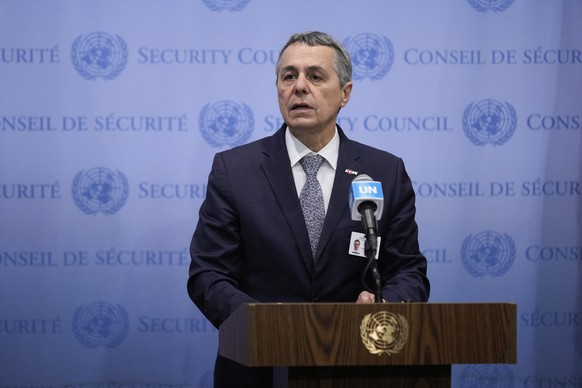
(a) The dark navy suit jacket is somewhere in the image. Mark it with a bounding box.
[188,125,429,329]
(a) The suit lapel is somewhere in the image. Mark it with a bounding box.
[316,131,363,259]
[261,127,314,271]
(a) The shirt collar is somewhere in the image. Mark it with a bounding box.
[285,127,339,170]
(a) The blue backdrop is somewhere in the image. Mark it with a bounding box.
[1,1,581,387]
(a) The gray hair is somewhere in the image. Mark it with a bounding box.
[275,31,352,88]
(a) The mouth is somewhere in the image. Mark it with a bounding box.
[290,102,313,111]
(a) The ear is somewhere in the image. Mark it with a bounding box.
[340,81,353,108]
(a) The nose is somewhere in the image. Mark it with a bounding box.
[293,73,309,94]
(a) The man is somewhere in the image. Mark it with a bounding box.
[188,31,429,387]
[352,238,362,254]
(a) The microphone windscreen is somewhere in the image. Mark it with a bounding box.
[349,174,384,221]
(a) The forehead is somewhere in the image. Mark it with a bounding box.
[277,43,336,72]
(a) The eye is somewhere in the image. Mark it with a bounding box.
[281,72,296,81]
[309,73,324,82]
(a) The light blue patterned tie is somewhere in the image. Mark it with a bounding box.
[299,154,325,260]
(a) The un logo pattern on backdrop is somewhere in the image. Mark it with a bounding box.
[467,0,515,13]
[199,100,254,148]
[461,231,516,278]
[463,99,517,146]
[72,167,129,215]
[343,33,394,81]
[460,365,514,387]
[202,0,250,12]
[71,32,128,80]
[73,301,129,349]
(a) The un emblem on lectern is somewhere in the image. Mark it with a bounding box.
[360,311,409,355]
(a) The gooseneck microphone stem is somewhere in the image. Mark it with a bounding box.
[370,262,383,303]
[359,202,383,303]
[361,244,383,304]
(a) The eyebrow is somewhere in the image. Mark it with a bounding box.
[278,65,327,75]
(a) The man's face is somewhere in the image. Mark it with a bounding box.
[276,43,352,136]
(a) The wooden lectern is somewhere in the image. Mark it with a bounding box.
[219,303,516,388]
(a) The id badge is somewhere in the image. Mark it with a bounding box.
[349,231,380,259]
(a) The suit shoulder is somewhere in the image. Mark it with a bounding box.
[219,137,269,158]
[215,134,279,169]
[348,138,402,163]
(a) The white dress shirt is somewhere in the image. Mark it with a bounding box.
[285,127,339,213]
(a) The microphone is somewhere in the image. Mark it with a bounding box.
[349,174,383,221]
[349,174,383,252]
[349,174,384,303]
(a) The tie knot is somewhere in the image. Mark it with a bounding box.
[300,154,324,176]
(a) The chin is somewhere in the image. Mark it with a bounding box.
[286,115,316,125]
[286,121,317,132]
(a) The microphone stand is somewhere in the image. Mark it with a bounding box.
[363,240,383,303]
[359,205,383,303]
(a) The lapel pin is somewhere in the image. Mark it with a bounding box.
[345,169,358,176]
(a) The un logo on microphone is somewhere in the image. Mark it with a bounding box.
[467,0,515,13]
[461,231,516,278]
[343,33,394,81]
[71,32,128,80]
[460,365,514,387]
[72,301,129,349]
[202,0,250,12]
[199,100,254,148]
[72,167,129,215]
[463,99,517,147]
